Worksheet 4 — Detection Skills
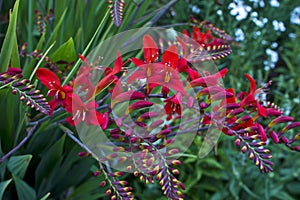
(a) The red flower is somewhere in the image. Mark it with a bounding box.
[36,68,72,114]
[128,34,160,84]
[149,45,187,96]
[65,94,104,126]
[74,54,95,99]
[94,51,123,96]
[192,27,212,45]
[131,34,159,65]
[240,74,267,117]
[189,68,228,88]
[164,92,183,120]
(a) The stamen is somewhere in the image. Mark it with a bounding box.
[164,72,171,83]
[82,111,86,121]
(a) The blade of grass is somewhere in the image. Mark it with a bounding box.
[0,0,20,72]
[10,33,20,68]
[27,0,33,51]
[44,9,67,50]
[29,42,56,81]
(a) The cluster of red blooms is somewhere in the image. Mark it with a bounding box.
[34,24,300,200]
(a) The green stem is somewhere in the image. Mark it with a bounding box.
[62,9,110,86]
[29,42,56,81]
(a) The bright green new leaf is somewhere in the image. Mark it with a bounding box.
[51,38,76,63]
[0,0,20,72]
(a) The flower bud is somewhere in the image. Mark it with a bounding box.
[268,116,294,127]
[126,101,153,114]
[99,180,107,187]
[282,122,300,133]
[269,131,279,143]
[112,91,145,108]
[241,144,247,153]
[294,146,300,152]
[106,189,112,196]
[235,138,241,146]
[280,136,289,144]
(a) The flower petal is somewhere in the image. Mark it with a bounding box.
[143,34,159,63]
[131,58,144,66]
[162,45,178,69]
[36,68,61,89]
[112,51,122,75]
[245,74,256,95]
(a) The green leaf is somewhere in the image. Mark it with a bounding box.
[45,9,67,50]
[14,175,37,200]
[200,158,224,170]
[50,38,76,63]
[10,33,20,68]
[7,155,32,179]
[184,165,202,192]
[0,179,12,199]
[0,0,20,72]
[35,134,66,186]
[66,177,106,200]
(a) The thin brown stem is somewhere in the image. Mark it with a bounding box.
[0,124,38,164]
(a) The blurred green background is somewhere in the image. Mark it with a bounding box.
[0,0,300,199]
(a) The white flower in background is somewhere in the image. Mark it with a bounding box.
[271,42,278,48]
[264,48,278,70]
[269,0,280,7]
[288,33,296,39]
[249,0,265,7]
[229,0,252,20]
[272,20,286,32]
[291,6,300,25]
[251,11,268,28]
[191,5,200,14]
[235,28,245,41]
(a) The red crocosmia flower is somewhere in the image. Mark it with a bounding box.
[128,35,160,84]
[143,34,159,64]
[192,27,213,45]
[74,54,96,99]
[66,94,104,126]
[36,68,72,114]
[149,45,187,96]
[240,74,267,117]
[164,92,183,120]
[94,51,123,96]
